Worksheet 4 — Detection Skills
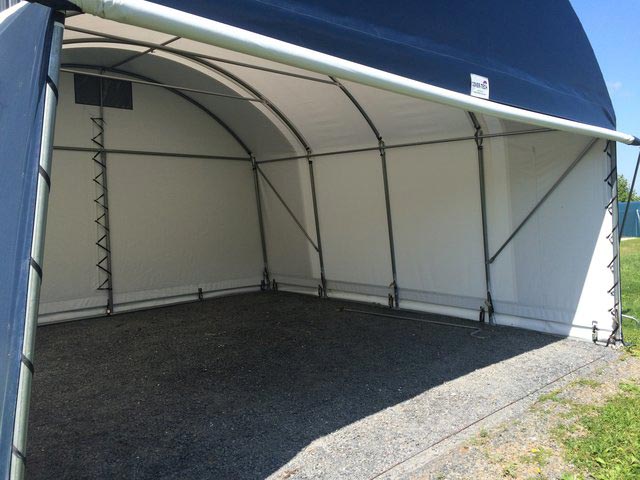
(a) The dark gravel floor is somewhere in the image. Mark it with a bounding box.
[26,292,606,480]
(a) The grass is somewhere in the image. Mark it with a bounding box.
[552,239,640,479]
[621,238,640,351]
[537,388,565,404]
[558,382,640,480]
[519,446,552,468]
[569,378,602,389]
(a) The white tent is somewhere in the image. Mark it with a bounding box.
[38,10,621,341]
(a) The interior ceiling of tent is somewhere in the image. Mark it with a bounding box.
[59,13,548,161]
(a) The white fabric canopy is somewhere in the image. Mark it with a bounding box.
[38,13,618,340]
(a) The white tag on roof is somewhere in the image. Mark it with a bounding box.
[470,74,490,99]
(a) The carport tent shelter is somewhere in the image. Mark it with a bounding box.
[1,0,638,478]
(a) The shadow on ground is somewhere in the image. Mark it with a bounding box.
[27,292,564,479]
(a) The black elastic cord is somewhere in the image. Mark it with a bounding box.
[12,445,26,464]
[30,258,43,280]
[21,354,34,375]
[46,76,59,100]
[39,165,51,189]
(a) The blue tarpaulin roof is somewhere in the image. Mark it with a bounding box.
[137,0,616,130]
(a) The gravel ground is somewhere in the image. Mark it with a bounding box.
[26,292,615,480]
[408,350,637,480]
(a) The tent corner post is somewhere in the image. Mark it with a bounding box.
[9,11,65,480]
[468,112,495,324]
[306,152,327,297]
[250,155,270,290]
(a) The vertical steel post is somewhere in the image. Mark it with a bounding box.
[469,113,494,323]
[10,13,64,480]
[307,153,327,296]
[380,140,399,307]
[251,155,270,288]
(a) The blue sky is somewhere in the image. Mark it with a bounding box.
[571,0,640,181]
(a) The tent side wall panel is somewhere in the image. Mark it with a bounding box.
[485,132,614,338]
[388,142,486,312]
[38,151,108,316]
[39,74,263,322]
[258,159,319,289]
[314,151,393,296]
[108,154,262,306]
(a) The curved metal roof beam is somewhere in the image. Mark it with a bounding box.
[61,61,253,155]
[63,35,311,154]
[329,76,383,144]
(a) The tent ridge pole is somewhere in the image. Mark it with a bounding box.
[10,13,65,480]
[468,112,494,323]
[251,155,270,290]
[307,151,327,297]
[488,137,599,264]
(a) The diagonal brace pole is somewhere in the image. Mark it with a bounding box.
[489,138,598,264]
[256,165,319,252]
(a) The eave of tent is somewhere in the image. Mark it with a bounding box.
[63,0,639,146]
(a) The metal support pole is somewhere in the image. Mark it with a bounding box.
[380,140,399,307]
[251,156,270,289]
[469,113,494,323]
[53,145,250,162]
[93,79,114,315]
[10,13,64,480]
[307,153,327,296]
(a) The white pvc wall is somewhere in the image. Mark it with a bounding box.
[39,72,264,322]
